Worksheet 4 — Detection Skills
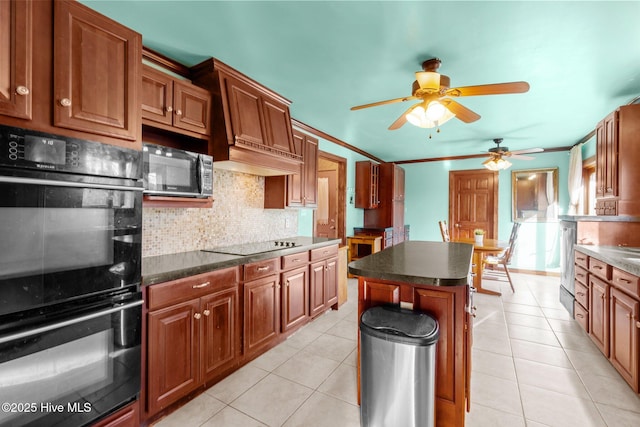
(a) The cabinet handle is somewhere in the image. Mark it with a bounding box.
[59,98,71,107]
[257,266,270,272]
[166,106,173,112]
[292,259,300,263]
[175,109,182,116]
[194,313,202,320]
[576,313,584,318]
[192,281,210,289]
[618,278,632,284]
[16,85,30,96]
[577,292,585,296]
[594,265,603,270]
[203,309,210,316]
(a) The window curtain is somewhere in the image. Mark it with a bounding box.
[568,144,583,214]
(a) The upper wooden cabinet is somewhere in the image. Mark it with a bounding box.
[264,129,318,208]
[0,0,32,120]
[355,161,380,209]
[1,1,141,149]
[141,64,211,137]
[595,104,640,216]
[191,59,302,174]
[363,163,406,245]
[53,0,141,142]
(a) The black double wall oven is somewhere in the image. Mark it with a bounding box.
[0,125,143,427]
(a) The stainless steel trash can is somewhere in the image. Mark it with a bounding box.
[360,305,439,427]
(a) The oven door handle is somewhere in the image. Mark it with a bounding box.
[0,175,143,192]
[0,300,144,345]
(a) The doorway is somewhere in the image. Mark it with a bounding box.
[449,169,498,239]
[314,151,346,246]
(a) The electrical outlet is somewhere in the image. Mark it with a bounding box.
[285,218,290,228]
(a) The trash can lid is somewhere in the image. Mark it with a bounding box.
[360,305,439,346]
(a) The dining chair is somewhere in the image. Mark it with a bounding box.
[439,221,450,242]
[482,222,522,292]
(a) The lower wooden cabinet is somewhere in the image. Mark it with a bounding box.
[610,287,640,392]
[243,274,281,358]
[589,274,610,356]
[281,265,309,332]
[145,267,240,417]
[310,256,338,317]
[357,277,471,427]
[92,401,139,427]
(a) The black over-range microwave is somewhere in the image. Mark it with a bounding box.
[143,143,213,198]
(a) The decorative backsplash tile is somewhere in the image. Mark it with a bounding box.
[143,169,298,257]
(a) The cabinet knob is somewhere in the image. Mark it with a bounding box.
[203,309,211,317]
[16,85,30,96]
[194,313,202,320]
[175,109,182,116]
[59,98,71,107]
[636,321,640,329]
[166,106,173,112]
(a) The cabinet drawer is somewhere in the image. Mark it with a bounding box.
[575,280,589,309]
[612,267,640,298]
[148,267,240,311]
[574,301,589,333]
[588,257,611,281]
[574,251,588,269]
[244,258,279,282]
[282,251,309,270]
[310,244,339,261]
[575,265,589,286]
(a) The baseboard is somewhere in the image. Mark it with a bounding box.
[509,268,560,277]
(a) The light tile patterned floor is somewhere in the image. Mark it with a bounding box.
[153,274,640,427]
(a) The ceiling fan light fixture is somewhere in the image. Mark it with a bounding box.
[416,71,440,91]
[483,156,512,171]
[406,101,455,129]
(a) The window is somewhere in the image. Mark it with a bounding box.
[581,156,596,215]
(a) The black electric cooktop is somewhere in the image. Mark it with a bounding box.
[202,240,300,256]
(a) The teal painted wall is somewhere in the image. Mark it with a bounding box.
[296,136,368,237]
[402,151,571,272]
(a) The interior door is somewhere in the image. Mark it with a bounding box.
[316,169,338,238]
[449,169,498,239]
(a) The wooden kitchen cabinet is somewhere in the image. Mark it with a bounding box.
[0,0,32,120]
[355,161,380,209]
[309,245,339,317]
[264,129,318,208]
[357,277,471,427]
[363,163,406,245]
[92,401,139,427]
[145,267,240,417]
[595,104,640,216]
[354,227,394,250]
[281,265,310,332]
[244,274,281,358]
[191,59,302,174]
[589,274,610,356]
[610,287,640,392]
[141,64,211,137]
[53,0,141,142]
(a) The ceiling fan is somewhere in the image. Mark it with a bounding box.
[482,138,543,170]
[350,58,530,130]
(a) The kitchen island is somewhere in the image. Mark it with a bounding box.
[348,241,474,427]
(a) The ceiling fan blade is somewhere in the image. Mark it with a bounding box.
[508,153,535,160]
[446,81,530,97]
[351,95,417,111]
[388,103,421,130]
[441,99,481,123]
[510,147,544,155]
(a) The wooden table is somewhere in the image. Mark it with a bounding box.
[454,238,506,296]
[347,235,382,277]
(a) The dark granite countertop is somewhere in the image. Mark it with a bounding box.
[560,215,640,222]
[347,241,473,286]
[143,237,341,286]
[575,245,640,276]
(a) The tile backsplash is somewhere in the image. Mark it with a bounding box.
[143,169,298,257]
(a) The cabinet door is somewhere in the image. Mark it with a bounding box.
[0,0,32,120]
[309,261,327,317]
[303,134,319,207]
[282,266,309,332]
[589,276,610,356]
[244,275,280,357]
[147,299,200,414]
[141,65,173,126]
[603,112,618,197]
[224,75,265,146]
[355,161,379,209]
[262,97,295,155]
[53,0,140,141]
[173,80,211,135]
[325,257,338,307]
[595,120,605,198]
[360,279,401,311]
[610,288,639,391]
[393,165,405,201]
[201,287,238,381]
[286,131,305,207]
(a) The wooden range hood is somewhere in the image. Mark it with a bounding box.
[191,58,302,176]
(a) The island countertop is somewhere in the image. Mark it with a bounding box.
[348,241,473,286]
